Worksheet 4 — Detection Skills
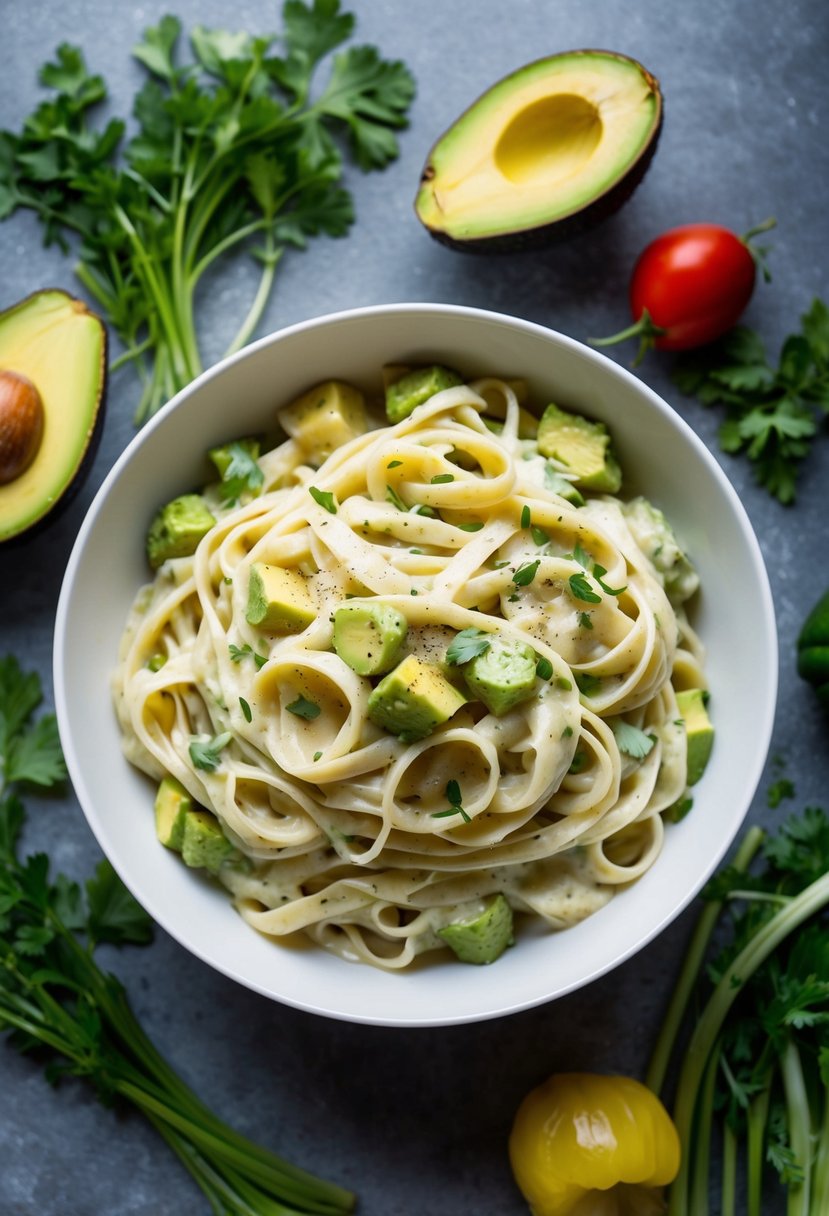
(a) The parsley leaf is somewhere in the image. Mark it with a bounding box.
[673,299,829,503]
[513,560,540,586]
[611,719,656,760]
[286,694,321,720]
[189,731,232,771]
[568,572,602,604]
[229,643,268,669]
[309,485,337,513]
[0,4,415,423]
[86,859,153,947]
[446,629,491,666]
[211,440,264,505]
[0,657,66,790]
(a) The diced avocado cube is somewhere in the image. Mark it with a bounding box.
[385,365,463,423]
[438,894,514,964]
[208,437,261,479]
[367,655,467,742]
[245,563,316,633]
[623,497,699,604]
[462,635,538,716]
[676,688,714,785]
[146,494,216,569]
[154,775,192,851]
[333,602,408,676]
[181,809,236,875]
[278,380,367,463]
[536,403,621,493]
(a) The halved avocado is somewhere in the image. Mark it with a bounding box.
[0,290,106,543]
[415,50,663,251]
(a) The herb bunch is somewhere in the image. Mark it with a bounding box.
[673,299,829,503]
[646,804,829,1216]
[0,655,354,1215]
[0,0,415,422]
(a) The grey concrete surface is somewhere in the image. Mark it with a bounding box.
[1,0,828,1212]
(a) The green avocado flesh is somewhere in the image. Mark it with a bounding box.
[0,290,106,542]
[415,50,662,250]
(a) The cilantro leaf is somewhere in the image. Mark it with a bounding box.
[212,440,264,505]
[309,485,337,513]
[286,694,321,720]
[446,629,491,666]
[673,299,829,502]
[189,732,232,771]
[568,572,601,604]
[611,719,656,760]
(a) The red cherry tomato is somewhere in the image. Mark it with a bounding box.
[630,224,756,349]
[593,219,774,363]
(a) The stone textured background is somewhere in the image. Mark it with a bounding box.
[1,0,827,1212]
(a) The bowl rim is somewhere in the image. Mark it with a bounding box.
[53,301,778,1026]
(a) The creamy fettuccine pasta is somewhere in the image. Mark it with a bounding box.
[114,371,707,969]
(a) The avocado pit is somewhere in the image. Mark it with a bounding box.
[0,370,45,484]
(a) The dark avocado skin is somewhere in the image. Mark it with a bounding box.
[0,289,108,547]
[416,50,664,254]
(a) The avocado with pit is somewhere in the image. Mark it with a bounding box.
[181,809,237,875]
[438,894,515,964]
[385,365,463,423]
[462,635,539,716]
[676,688,714,785]
[245,563,316,633]
[415,50,662,251]
[0,290,106,544]
[333,602,408,676]
[367,654,467,742]
[154,775,193,851]
[146,494,216,569]
[536,403,622,493]
[278,380,367,463]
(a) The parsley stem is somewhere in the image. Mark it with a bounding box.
[746,1083,771,1216]
[780,1038,810,1216]
[646,827,764,1096]
[721,1121,737,1216]
[812,1086,829,1216]
[224,246,283,359]
[667,867,829,1215]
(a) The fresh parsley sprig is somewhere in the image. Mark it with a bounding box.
[647,804,829,1215]
[0,657,355,1214]
[0,2,415,423]
[673,299,829,503]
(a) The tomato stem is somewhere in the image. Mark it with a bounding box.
[740,216,776,282]
[589,308,667,366]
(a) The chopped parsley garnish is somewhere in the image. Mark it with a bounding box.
[189,731,232,771]
[575,672,603,696]
[239,697,252,723]
[578,611,594,630]
[431,780,471,823]
[531,525,549,547]
[313,751,323,762]
[309,486,337,514]
[568,751,588,774]
[457,521,484,532]
[573,540,591,568]
[520,504,531,529]
[385,483,408,511]
[146,653,167,672]
[285,695,321,720]
[555,676,572,690]
[228,643,268,670]
[215,441,264,505]
[513,560,540,586]
[535,655,554,680]
[387,460,403,469]
[593,564,627,597]
[561,725,574,738]
[568,573,602,604]
[611,719,656,759]
[446,628,491,666]
[767,777,795,808]
[492,559,510,569]
[431,473,455,484]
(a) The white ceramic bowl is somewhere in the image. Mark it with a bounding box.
[54,304,776,1026]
